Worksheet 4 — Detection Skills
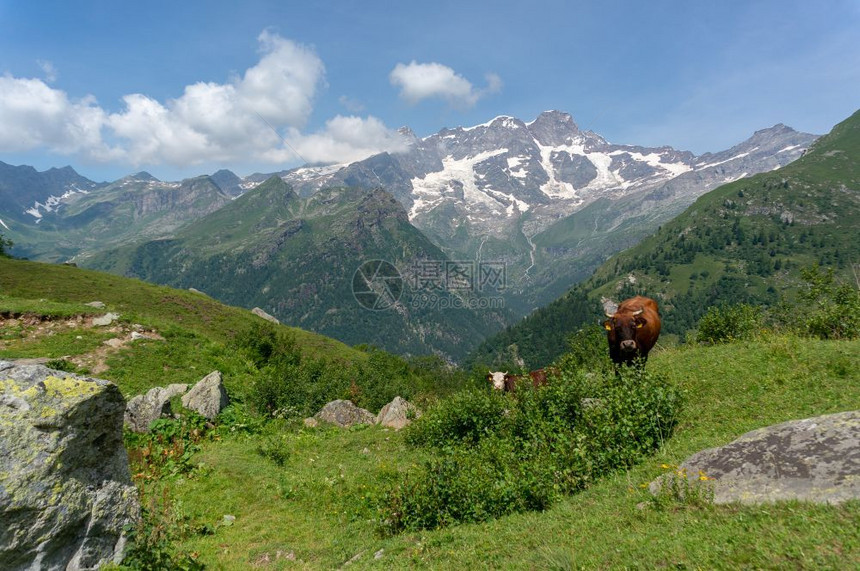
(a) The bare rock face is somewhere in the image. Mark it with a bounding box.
[0,361,139,570]
[181,371,229,420]
[315,399,375,428]
[650,410,860,504]
[376,396,421,430]
[124,383,188,433]
[251,307,280,324]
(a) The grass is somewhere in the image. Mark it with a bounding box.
[154,333,860,569]
[4,256,860,568]
[0,257,366,402]
[0,257,363,365]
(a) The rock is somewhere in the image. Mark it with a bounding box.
[92,312,120,327]
[103,338,124,348]
[221,514,235,526]
[124,383,188,433]
[649,410,860,505]
[181,371,229,420]
[374,549,385,560]
[252,307,280,324]
[376,396,421,430]
[0,361,139,570]
[303,417,319,428]
[188,288,207,296]
[130,331,151,341]
[314,399,375,428]
[85,301,106,309]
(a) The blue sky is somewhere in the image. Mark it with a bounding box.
[0,0,857,181]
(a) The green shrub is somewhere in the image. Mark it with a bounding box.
[383,367,681,533]
[235,322,300,370]
[0,232,12,258]
[120,488,206,571]
[555,324,612,374]
[695,303,762,344]
[404,388,509,448]
[256,433,291,466]
[796,265,860,340]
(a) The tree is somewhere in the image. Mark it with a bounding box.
[0,232,12,258]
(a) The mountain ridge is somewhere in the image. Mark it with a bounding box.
[468,108,860,368]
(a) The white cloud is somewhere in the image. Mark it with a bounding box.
[267,115,410,165]
[389,61,502,107]
[0,75,109,156]
[0,31,407,169]
[37,60,58,83]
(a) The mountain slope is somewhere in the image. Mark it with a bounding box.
[2,171,231,262]
[86,177,510,361]
[277,112,816,313]
[470,109,860,368]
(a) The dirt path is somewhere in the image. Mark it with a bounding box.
[0,313,163,375]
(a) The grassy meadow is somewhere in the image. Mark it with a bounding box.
[2,257,860,569]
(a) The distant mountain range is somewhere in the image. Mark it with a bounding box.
[469,109,860,368]
[276,111,816,311]
[0,110,820,360]
[86,177,509,361]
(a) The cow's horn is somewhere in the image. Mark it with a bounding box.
[632,308,644,316]
[503,371,508,375]
[605,311,614,318]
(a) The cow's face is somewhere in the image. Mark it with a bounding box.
[488,371,508,390]
[604,310,646,354]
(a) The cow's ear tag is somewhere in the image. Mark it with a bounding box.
[603,321,612,331]
[636,320,646,329]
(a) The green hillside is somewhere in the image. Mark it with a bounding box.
[0,256,363,396]
[3,248,859,569]
[470,109,860,368]
[85,177,510,362]
[8,174,231,263]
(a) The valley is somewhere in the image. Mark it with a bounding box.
[0,110,819,360]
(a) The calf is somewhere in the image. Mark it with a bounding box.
[488,368,557,392]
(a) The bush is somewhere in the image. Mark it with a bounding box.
[695,303,762,344]
[382,367,681,533]
[404,388,509,448]
[239,324,449,418]
[796,265,860,340]
[0,232,12,258]
[555,324,612,374]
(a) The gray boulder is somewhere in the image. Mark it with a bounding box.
[92,312,119,327]
[650,410,860,504]
[124,383,188,433]
[0,361,139,570]
[181,371,229,420]
[315,399,375,427]
[252,307,280,324]
[376,396,421,430]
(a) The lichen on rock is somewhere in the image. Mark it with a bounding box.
[0,360,139,570]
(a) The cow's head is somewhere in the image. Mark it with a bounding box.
[604,308,646,354]
[488,370,508,390]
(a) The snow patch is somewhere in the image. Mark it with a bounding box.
[0,217,8,230]
[610,150,693,177]
[696,148,757,170]
[536,140,585,199]
[778,144,801,153]
[409,149,515,219]
[461,115,516,132]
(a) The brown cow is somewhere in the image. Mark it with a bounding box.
[488,367,558,392]
[603,296,661,366]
